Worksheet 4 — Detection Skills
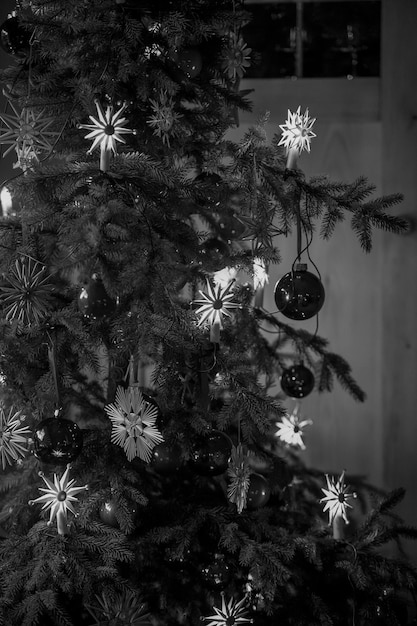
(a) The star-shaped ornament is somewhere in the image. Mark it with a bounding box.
[238,209,283,253]
[193,279,239,343]
[221,33,252,81]
[320,470,357,525]
[86,589,151,625]
[278,106,316,169]
[79,100,133,171]
[0,257,54,327]
[275,408,312,450]
[0,101,59,168]
[29,465,88,535]
[147,90,182,146]
[0,405,31,469]
[202,592,253,625]
[105,386,164,463]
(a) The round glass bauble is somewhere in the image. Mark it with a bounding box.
[280,364,315,399]
[190,431,232,476]
[274,264,325,320]
[218,212,245,241]
[197,238,230,272]
[177,48,203,78]
[201,557,231,589]
[33,417,83,465]
[0,16,30,57]
[247,473,271,509]
[78,274,118,320]
[99,500,119,527]
[152,442,182,475]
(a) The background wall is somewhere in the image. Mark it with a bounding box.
[232,0,417,557]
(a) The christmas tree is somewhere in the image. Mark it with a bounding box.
[0,1,416,625]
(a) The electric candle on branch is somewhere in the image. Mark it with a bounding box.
[79,99,133,172]
[278,106,316,170]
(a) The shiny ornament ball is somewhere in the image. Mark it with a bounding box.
[280,364,315,398]
[33,417,83,465]
[0,16,30,57]
[247,473,271,509]
[177,48,203,78]
[78,274,118,320]
[99,500,119,527]
[197,238,230,272]
[152,442,183,475]
[190,431,232,476]
[274,264,325,320]
[201,556,231,589]
[218,212,245,241]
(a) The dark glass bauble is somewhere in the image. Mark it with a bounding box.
[190,431,232,476]
[247,473,271,509]
[78,274,118,320]
[152,442,183,475]
[176,48,203,78]
[218,212,245,241]
[197,238,230,272]
[99,500,118,527]
[201,556,231,589]
[274,264,325,320]
[280,364,315,399]
[33,417,83,465]
[0,16,30,57]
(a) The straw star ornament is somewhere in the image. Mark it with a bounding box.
[79,99,133,171]
[227,444,252,513]
[275,410,312,450]
[0,405,31,469]
[0,257,54,326]
[202,592,253,625]
[0,101,59,168]
[193,279,239,343]
[29,465,88,535]
[105,386,164,463]
[86,590,151,625]
[320,470,357,525]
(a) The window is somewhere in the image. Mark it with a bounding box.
[243,1,381,78]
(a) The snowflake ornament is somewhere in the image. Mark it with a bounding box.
[202,592,253,625]
[221,33,252,81]
[105,386,164,463]
[86,589,151,625]
[0,405,31,469]
[193,279,239,342]
[29,465,88,535]
[278,106,316,169]
[227,443,252,514]
[79,100,133,170]
[0,101,59,168]
[147,91,182,146]
[0,257,54,326]
[320,470,357,526]
[275,409,312,450]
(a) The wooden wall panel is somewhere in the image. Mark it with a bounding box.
[230,116,384,486]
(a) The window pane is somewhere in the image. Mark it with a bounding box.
[243,3,297,78]
[303,1,380,77]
